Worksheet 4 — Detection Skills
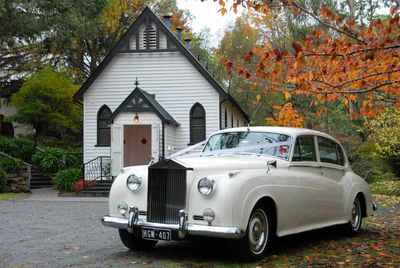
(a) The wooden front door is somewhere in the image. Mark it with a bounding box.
[124,125,152,166]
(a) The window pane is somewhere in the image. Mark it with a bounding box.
[99,129,111,145]
[192,118,204,126]
[192,106,204,116]
[190,104,205,143]
[318,137,339,164]
[98,106,111,145]
[300,136,316,161]
[191,127,204,143]
[98,119,109,128]
[99,108,111,119]
[292,138,301,161]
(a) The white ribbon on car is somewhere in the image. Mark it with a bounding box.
[169,140,294,159]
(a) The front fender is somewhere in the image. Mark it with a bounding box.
[109,166,148,217]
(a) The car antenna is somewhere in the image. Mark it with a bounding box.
[247,101,263,131]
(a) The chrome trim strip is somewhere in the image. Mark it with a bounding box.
[101,215,245,239]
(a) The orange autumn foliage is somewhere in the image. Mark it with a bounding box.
[215,0,400,118]
[265,103,304,128]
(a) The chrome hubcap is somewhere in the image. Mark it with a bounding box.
[351,198,361,230]
[248,209,268,254]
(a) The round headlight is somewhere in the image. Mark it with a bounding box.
[198,177,215,196]
[127,174,142,192]
[203,208,215,223]
[118,201,128,216]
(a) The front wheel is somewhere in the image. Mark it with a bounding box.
[340,196,362,236]
[118,229,158,250]
[229,204,273,262]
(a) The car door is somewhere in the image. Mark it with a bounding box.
[289,135,325,228]
[316,136,346,220]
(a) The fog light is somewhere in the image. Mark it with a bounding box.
[118,201,128,216]
[203,208,215,223]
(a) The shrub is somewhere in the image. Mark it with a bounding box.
[65,150,83,169]
[74,179,95,194]
[0,136,35,162]
[0,157,22,173]
[349,141,394,183]
[370,180,400,196]
[32,147,65,173]
[0,168,7,193]
[52,168,82,192]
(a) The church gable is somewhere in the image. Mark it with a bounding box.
[121,17,176,52]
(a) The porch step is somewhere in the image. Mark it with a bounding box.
[79,180,113,197]
[30,170,53,189]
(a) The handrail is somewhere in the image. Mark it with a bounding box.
[0,151,32,188]
[82,156,111,191]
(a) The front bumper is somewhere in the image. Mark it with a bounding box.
[102,206,245,240]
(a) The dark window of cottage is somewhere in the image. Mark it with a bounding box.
[292,136,316,162]
[190,103,206,144]
[97,105,111,146]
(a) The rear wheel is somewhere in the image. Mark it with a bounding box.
[118,229,158,250]
[229,204,273,261]
[340,196,362,236]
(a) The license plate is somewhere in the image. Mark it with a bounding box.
[142,227,171,241]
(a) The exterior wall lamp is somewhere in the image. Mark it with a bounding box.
[134,113,139,123]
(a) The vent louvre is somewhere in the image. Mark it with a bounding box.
[143,25,156,49]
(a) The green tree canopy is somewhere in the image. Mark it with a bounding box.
[6,68,82,148]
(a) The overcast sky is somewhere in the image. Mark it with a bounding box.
[176,0,244,36]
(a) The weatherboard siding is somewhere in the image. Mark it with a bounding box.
[83,51,219,163]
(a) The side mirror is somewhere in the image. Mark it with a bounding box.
[267,160,277,173]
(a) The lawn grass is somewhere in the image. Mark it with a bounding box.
[0,192,28,201]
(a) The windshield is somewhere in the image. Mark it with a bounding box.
[203,132,292,160]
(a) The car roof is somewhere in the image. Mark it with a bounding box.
[213,126,337,141]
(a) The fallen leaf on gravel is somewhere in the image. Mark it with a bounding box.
[142,262,152,265]
[337,262,346,265]
[72,247,80,250]
[378,252,392,258]
[272,255,279,259]
[27,236,31,239]
[131,262,138,264]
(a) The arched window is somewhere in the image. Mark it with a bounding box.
[97,105,111,146]
[190,103,206,144]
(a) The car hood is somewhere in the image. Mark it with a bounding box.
[173,154,282,171]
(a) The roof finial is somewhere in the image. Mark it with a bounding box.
[135,77,139,87]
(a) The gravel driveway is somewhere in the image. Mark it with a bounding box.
[0,194,398,267]
[0,198,232,268]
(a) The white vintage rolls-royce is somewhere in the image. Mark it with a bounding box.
[102,127,377,261]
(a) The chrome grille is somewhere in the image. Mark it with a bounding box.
[147,160,187,224]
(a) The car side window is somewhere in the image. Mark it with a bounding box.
[292,136,316,162]
[318,137,343,165]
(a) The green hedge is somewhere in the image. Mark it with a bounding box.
[0,157,22,173]
[0,136,35,163]
[52,168,82,192]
